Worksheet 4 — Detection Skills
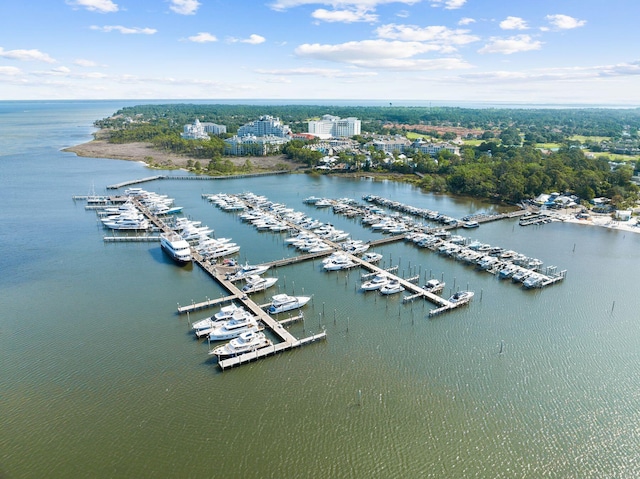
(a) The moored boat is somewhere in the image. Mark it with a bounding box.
[160,232,192,265]
[207,310,261,341]
[379,279,405,295]
[267,294,311,314]
[241,275,278,294]
[209,331,272,357]
[448,290,474,304]
[361,273,390,291]
[423,278,445,294]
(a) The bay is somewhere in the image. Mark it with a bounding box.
[1,101,639,479]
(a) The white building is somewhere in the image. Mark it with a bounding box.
[201,122,226,135]
[411,139,460,157]
[181,119,209,140]
[237,115,291,138]
[224,135,289,156]
[308,115,361,139]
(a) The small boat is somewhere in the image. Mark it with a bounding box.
[423,279,445,294]
[379,279,405,295]
[209,331,272,357]
[361,273,390,291]
[241,275,278,294]
[463,220,479,228]
[160,232,192,265]
[361,252,383,263]
[323,255,356,271]
[267,294,311,314]
[448,291,474,304]
[226,262,270,281]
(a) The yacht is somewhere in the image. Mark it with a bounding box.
[379,279,405,295]
[241,275,278,294]
[160,232,192,265]
[361,252,383,263]
[448,291,474,304]
[226,263,270,282]
[267,294,311,314]
[361,273,390,291]
[209,331,272,358]
[423,279,445,294]
[102,216,149,230]
[323,255,356,271]
[207,310,261,341]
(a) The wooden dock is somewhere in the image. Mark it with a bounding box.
[106,176,167,189]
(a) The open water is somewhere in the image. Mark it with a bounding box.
[2,101,640,479]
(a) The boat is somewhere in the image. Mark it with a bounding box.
[267,294,311,314]
[323,255,357,271]
[241,275,278,294]
[226,262,270,281]
[102,216,150,230]
[160,232,192,265]
[207,310,261,341]
[463,220,479,228]
[361,273,390,291]
[379,279,405,295]
[209,331,272,358]
[361,252,383,263]
[448,291,474,304]
[423,279,445,294]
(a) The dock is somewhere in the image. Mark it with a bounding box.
[106,176,167,189]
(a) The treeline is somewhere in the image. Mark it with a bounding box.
[96,103,640,139]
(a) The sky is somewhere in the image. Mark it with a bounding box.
[1,0,639,104]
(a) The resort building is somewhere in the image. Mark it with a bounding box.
[223,135,289,156]
[411,139,460,157]
[201,122,227,135]
[308,115,361,139]
[181,119,210,140]
[237,115,292,138]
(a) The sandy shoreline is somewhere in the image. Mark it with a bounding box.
[539,208,640,234]
[63,137,298,171]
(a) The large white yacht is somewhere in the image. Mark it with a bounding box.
[207,309,262,341]
[160,232,192,265]
[267,294,311,314]
[361,273,390,291]
[241,275,278,294]
[209,331,272,358]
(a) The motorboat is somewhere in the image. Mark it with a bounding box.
[463,220,479,228]
[241,275,278,294]
[323,255,356,271]
[207,310,261,341]
[423,279,445,294]
[448,291,474,304]
[160,232,192,265]
[361,252,383,263]
[361,273,390,291]
[209,331,272,358]
[102,216,149,230]
[226,263,270,282]
[267,294,311,314]
[379,279,405,295]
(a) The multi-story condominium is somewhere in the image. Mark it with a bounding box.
[370,136,412,153]
[201,122,227,135]
[223,135,289,156]
[308,115,361,138]
[237,115,291,138]
[181,119,210,140]
[411,139,460,156]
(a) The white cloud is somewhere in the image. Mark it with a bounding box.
[270,0,421,12]
[429,0,466,10]
[90,25,157,34]
[0,66,22,76]
[187,32,218,43]
[256,67,378,78]
[0,47,56,63]
[545,14,586,30]
[227,34,266,44]
[169,0,201,15]
[500,16,528,30]
[458,17,475,25]
[312,8,378,23]
[396,10,410,18]
[51,66,72,75]
[295,39,472,70]
[375,23,479,47]
[478,35,542,54]
[74,59,98,67]
[66,0,118,13]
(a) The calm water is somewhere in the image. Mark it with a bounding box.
[2,101,640,479]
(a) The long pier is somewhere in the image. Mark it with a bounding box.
[106,171,290,190]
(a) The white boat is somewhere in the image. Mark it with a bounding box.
[423,279,445,293]
[463,220,479,228]
[102,217,149,230]
[209,331,272,357]
[160,232,192,265]
[361,252,383,263]
[267,294,311,314]
[448,291,474,303]
[361,273,390,291]
[379,279,405,295]
[207,310,261,341]
[192,304,244,336]
[226,263,270,281]
[323,255,356,271]
[241,275,278,294]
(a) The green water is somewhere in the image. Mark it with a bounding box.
[2,102,640,478]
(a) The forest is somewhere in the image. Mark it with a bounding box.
[94,104,640,207]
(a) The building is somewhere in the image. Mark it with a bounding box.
[411,139,460,157]
[308,115,361,139]
[201,122,226,135]
[223,135,289,156]
[237,115,291,138]
[181,119,209,140]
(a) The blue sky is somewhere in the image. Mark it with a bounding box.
[1,0,639,104]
